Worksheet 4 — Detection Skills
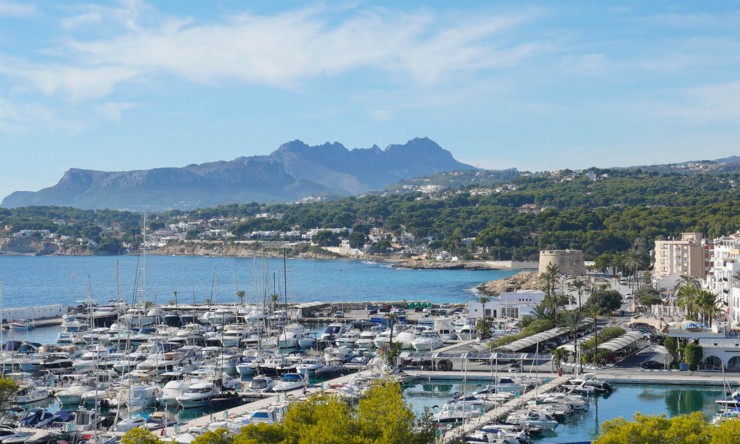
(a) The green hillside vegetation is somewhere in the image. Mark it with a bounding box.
[0,169,737,259]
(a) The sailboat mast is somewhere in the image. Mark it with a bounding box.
[283,249,288,306]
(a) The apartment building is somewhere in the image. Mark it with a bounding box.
[653,232,707,284]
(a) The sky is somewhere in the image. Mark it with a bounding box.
[1,0,739,200]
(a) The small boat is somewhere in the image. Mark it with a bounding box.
[296,357,325,375]
[272,373,306,392]
[56,384,94,405]
[243,376,275,395]
[506,409,558,430]
[10,319,35,331]
[13,384,52,404]
[114,416,148,432]
[431,402,483,424]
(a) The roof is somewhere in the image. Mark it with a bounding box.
[497,318,593,352]
[598,331,645,352]
[498,327,569,352]
[294,302,327,309]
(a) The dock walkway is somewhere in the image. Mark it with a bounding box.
[436,375,572,444]
[164,371,367,436]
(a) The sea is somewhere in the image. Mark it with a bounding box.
[0,255,519,308]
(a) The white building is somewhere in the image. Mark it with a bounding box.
[706,232,740,325]
[468,290,545,320]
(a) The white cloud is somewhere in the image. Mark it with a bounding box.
[61,11,103,29]
[0,1,35,17]
[0,99,83,135]
[672,80,740,122]
[96,101,137,122]
[38,6,541,95]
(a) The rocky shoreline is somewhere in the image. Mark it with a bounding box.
[476,271,540,296]
[392,258,506,270]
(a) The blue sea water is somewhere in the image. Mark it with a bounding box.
[0,255,518,308]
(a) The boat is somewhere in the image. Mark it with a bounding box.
[320,323,349,343]
[243,376,275,395]
[335,330,361,348]
[296,357,325,375]
[356,329,379,349]
[13,384,52,404]
[177,381,220,408]
[272,373,306,392]
[716,391,740,408]
[158,379,197,407]
[9,319,35,331]
[258,356,297,376]
[411,330,444,351]
[126,384,159,407]
[506,409,558,430]
[56,383,94,405]
[235,356,261,377]
[394,328,418,350]
[431,401,483,424]
[114,416,148,432]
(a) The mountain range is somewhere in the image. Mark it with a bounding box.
[1,138,474,211]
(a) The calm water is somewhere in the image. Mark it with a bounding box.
[0,256,517,308]
[401,380,726,443]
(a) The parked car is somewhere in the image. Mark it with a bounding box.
[334,311,345,318]
[640,360,665,369]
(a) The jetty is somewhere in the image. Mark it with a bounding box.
[427,373,573,443]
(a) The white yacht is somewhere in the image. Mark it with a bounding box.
[177,381,220,408]
[506,409,558,430]
[411,330,444,351]
[243,376,275,394]
[272,373,306,392]
[320,323,348,342]
[158,379,196,407]
[296,357,325,374]
[56,383,93,405]
[335,330,361,348]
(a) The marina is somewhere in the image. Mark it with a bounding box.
[0,256,739,443]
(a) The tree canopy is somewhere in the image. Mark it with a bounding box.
[596,412,740,444]
[192,380,433,444]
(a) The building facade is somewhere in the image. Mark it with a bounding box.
[653,232,707,282]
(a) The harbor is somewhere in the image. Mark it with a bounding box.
[1,255,739,444]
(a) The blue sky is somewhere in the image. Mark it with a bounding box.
[1,1,739,200]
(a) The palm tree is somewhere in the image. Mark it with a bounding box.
[674,274,700,294]
[563,309,582,373]
[236,290,246,307]
[479,295,490,320]
[570,279,585,310]
[269,293,280,315]
[624,251,641,293]
[695,290,722,327]
[478,295,491,339]
[540,263,560,298]
[588,305,602,365]
[172,290,178,307]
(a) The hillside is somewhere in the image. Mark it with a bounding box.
[1,137,474,211]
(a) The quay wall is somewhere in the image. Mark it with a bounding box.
[0,304,64,323]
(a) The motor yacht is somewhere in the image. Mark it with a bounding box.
[411,330,444,351]
[272,373,306,392]
[243,376,275,395]
[177,381,220,408]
